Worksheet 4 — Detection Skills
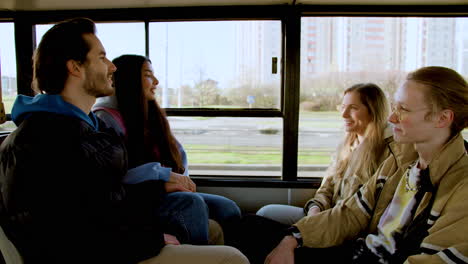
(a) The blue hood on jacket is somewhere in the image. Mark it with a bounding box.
[12,94,99,130]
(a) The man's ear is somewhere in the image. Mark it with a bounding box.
[436,109,454,128]
[66,60,82,77]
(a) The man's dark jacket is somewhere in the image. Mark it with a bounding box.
[0,95,166,264]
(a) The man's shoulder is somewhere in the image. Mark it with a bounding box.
[4,113,90,150]
[20,112,82,130]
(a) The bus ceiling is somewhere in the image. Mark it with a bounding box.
[0,0,466,11]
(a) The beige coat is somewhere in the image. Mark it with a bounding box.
[295,133,468,263]
[305,132,393,212]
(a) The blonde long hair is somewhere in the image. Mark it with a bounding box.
[334,83,389,179]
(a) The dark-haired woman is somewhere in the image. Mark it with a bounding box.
[94,54,241,245]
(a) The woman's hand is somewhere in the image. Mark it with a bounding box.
[168,172,196,192]
[163,234,181,245]
[164,182,191,193]
[264,236,297,264]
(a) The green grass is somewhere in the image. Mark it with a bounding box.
[300,111,341,118]
[192,116,215,120]
[298,155,331,165]
[0,96,16,131]
[2,95,15,114]
[0,121,16,131]
[299,121,341,129]
[187,151,331,165]
[185,144,332,165]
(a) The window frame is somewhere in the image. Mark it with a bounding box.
[4,5,467,187]
[0,18,16,121]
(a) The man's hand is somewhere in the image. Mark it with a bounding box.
[163,234,181,245]
[168,172,196,192]
[307,206,320,216]
[264,236,297,264]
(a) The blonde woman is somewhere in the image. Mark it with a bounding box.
[265,66,468,264]
[257,83,391,225]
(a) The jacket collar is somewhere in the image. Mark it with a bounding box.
[388,140,418,169]
[427,133,466,187]
[390,133,466,189]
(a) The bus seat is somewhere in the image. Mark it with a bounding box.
[0,133,10,146]
[208,219,224,245]
[0,224,22,264]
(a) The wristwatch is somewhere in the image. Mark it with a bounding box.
[287,226,303,248]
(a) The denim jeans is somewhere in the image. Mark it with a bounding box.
[196,192,241,224]
[158,192,241,245]
[158,192,209,245]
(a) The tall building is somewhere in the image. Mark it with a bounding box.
[1,76,17,96]
[402,17,458,72]
[424,18,457,68]
[301,17,403,75]
[234,21,281,88]
[345,17,403,72]
[301,17,341,75]
[457,18,468,76]
[402,17,424,71]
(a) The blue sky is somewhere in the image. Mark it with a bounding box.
[1,21,239,89]
[32,21,238,90]
[0,23,16,77]
[2,18,467,88]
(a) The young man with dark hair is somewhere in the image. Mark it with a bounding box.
[0,18,248,264]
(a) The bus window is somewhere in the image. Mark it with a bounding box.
[149,21,282,109]
[149,21,283,177]
[298,17,468,177]
[168,116,283,177]
[0,22,17,131]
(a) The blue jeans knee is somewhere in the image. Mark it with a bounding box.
[159,192,209,245]
[196,192,241,223]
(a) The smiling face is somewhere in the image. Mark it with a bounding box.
[340,91,372,137]
[81,33,116,97]
[388,80,434,144]
[141,61,159,101]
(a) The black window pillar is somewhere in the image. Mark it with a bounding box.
[14,14,35,96]
[282,9,301,181]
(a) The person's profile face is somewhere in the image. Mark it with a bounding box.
[81,33,117,98]
[340,91,371,137]
[388,81,433,144]
[141,61,159,101]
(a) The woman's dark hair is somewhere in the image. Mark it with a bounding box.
[33,17,96,94]
[112,54,184,173]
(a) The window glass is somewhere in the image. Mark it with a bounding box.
[149,21,282,109]
[36,22,145,62]
[35,24,53,43]
[0,22,17,131]
[94,23,145,61]
[299,17,468,177]
[169,117,283,177]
